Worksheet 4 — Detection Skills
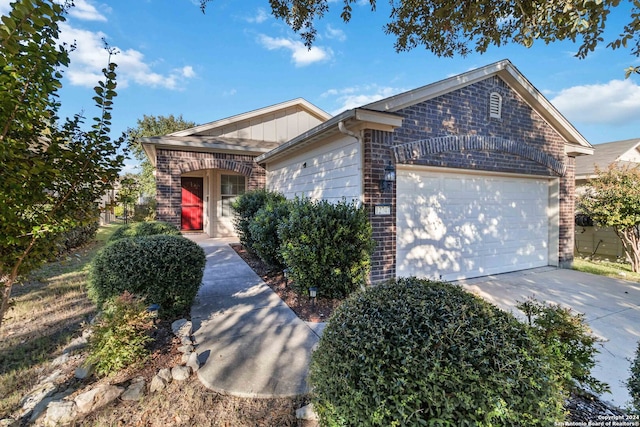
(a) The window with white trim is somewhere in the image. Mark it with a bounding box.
[221,174,245,217]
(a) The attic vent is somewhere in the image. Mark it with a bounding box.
[489,92,502,119]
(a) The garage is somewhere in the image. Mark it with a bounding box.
[396,168,554,281]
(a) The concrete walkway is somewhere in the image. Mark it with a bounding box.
[188,235,321,397]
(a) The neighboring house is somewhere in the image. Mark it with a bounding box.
[142,59,593,283]
[575,138,640,259]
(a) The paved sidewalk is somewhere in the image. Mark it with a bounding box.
[188,235,321,397]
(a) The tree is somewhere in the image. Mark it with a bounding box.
[578,164,640,272]
[0,0,125,329]
[200,0,639,73]
[127,114,196,200]
[116,174,140,224]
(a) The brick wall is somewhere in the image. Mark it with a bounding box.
[155,149,265,229]
[365,76,575,281]
[363,129,397,283]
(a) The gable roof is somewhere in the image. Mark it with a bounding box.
[168,98,330,137]
[575,138,640,179]
[258,60,592,165]
[363,59,591,155]
[142,98,331,166]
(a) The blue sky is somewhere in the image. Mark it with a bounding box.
[2,0,639,173]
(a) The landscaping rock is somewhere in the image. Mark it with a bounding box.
[186,352,200,372]
[149,374,167,393]
[74,384,124,414]
[171,319,192,337]
[20,382,57,415]
[121,378,145,401]
[296,403,319,421]
[0,418,17,426]
[43,401,78,427]
[157,368,172,383]
[177,344,194,354]
[74,362,94,379]
[63,335,88,354]
[171,365,191,381]
[51,353,70,367]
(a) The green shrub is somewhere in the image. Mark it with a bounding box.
[87,292,155,377]
[109,220,181,242]
[89,235,206,317]
[249,198,291,269]
[54,221,99,255]
[309,278,565,426]
[232,189,285,252]
[278,198,375,298]
[517,298,609,395]
[628,341,640,413]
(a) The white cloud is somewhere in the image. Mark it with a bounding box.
[68,0,107,22]
[0,0,10,15]
[325,24,346,42]
[550,79,640,125]
[246,8,269,23]
[57,23,195,90]
[181,66,196,78]
[322,84,406,115]
[258,34,332,67]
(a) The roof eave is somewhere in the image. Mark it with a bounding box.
[255,108,403,164]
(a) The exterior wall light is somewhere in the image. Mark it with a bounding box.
[379,161,396,192]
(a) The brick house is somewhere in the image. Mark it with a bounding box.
[143,60,593,283]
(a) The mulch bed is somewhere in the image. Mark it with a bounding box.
[230,243,341,322]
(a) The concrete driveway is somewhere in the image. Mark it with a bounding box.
[455,267,640,408]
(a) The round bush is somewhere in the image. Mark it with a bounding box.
[89,235,206,317]
[309,278,565,426]
[278,198,374,298]
[232,189,285,252]
[109,220,180,242]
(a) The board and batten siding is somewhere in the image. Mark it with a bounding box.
[266,134,363,203]
[198,106,325,143]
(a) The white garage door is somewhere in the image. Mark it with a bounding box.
[397,169,550,281]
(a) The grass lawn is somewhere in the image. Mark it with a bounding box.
[0,224,117,418]
[573,257,640,282]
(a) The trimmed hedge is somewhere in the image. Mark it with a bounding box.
[278,198,375,298]
[249,197,291,269]
[109,220,180,242]
[232,189,285,251]
[89,235,206,317]
[309,278,565,426]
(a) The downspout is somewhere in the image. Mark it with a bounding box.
[338,120,365,207]
[338,120,359,141]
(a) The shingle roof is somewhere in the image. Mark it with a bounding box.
[575,138,640,178]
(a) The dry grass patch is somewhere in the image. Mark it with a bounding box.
[0,226,115,418]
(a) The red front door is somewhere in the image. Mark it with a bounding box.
[181,177,203,231]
